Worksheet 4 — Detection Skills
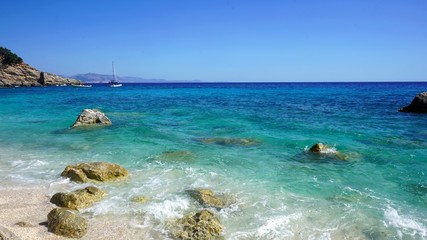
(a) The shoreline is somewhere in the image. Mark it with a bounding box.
[0,187,146,240]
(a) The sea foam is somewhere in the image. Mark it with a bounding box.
[384,206,427,238]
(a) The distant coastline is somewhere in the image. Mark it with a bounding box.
[70,80,427,84]
[69,73,203,84]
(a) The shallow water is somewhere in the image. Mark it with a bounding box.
[1,82,426,239]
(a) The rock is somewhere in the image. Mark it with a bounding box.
[47,208,88,239]
[50,186,107,210]
[71,109,112,127]
[399,92,427,113]
[0,225,21,240]
[200,137,260,146]
[14,221,35,227]
[171,210,223,240]
[309,143,328,153]
[61,162,129,183]
[187,189,235,210]
[130,195,149,204]
[0,62,80,88]
[41,72,80,86]
[308,143,348,160]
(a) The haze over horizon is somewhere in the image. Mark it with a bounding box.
[1,0,426,82]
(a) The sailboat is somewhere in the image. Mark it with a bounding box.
[109,61,122,87]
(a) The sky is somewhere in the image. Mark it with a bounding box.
[1,0,426,82]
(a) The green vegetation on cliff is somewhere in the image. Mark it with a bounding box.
[0,47,23,65]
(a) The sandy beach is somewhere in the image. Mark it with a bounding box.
[0,187,147,240]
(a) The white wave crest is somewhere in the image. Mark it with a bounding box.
[383,206,427,238]
[255,213,301,239]
[304,145,338,154]
[145,196,190,220]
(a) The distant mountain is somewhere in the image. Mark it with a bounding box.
[70,73,202,83]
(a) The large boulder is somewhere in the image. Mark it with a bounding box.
[170,210,223,240]
[50,186,107,210]
[200,137,260,146]
[71,109,112,127]
[399,92,427,113]
[47,208,88,239]
[187,189,235,210]
[61,162,129,183]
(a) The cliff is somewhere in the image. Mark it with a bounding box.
[0,62,81,87]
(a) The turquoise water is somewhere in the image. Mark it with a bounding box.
[0,82,426,239]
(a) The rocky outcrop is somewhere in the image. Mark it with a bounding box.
[50,186,107,210]
[61,162,129,183]
[170,210,223,240]
[71,109,112,127]
[187,189,235,210]
[40,71,80,86]
[200,137,260,146]
[399,92,427,113]
[0,63,80,87]
[47,208,88,239]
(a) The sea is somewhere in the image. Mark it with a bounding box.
[0,82,426,239]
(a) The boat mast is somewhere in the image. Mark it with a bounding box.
[112,61,117,81]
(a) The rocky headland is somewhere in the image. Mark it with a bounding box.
[399,92,427,113]
[0,47,81,87]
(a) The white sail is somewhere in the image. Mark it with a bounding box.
[109,61,122,87]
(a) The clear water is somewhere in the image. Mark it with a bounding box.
[0,82,426,239]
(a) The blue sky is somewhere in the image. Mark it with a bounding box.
[1,0,426,82]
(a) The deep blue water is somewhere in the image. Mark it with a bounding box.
[0,82,426,239]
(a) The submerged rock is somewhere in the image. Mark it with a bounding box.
[308,143,348,160]
[130,195,150,204]
[71,109,112,127]
[50,186,107,210]
[61,162,129,183]
[160,150,194,161]
[399,92,427,113]
[47,208,88,239]
[187,189,235,209]
[170,210,223,240]
[200,137,260,146]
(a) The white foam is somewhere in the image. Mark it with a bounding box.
[88,195,129,215]
[47,178,71,195]
[383,206,427,238]
[11,160,25,168]
[145,196,190,220]
[303,145,338,154]
[255,213,301,239]
[320,147,338,154]
[33,160,49,166]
